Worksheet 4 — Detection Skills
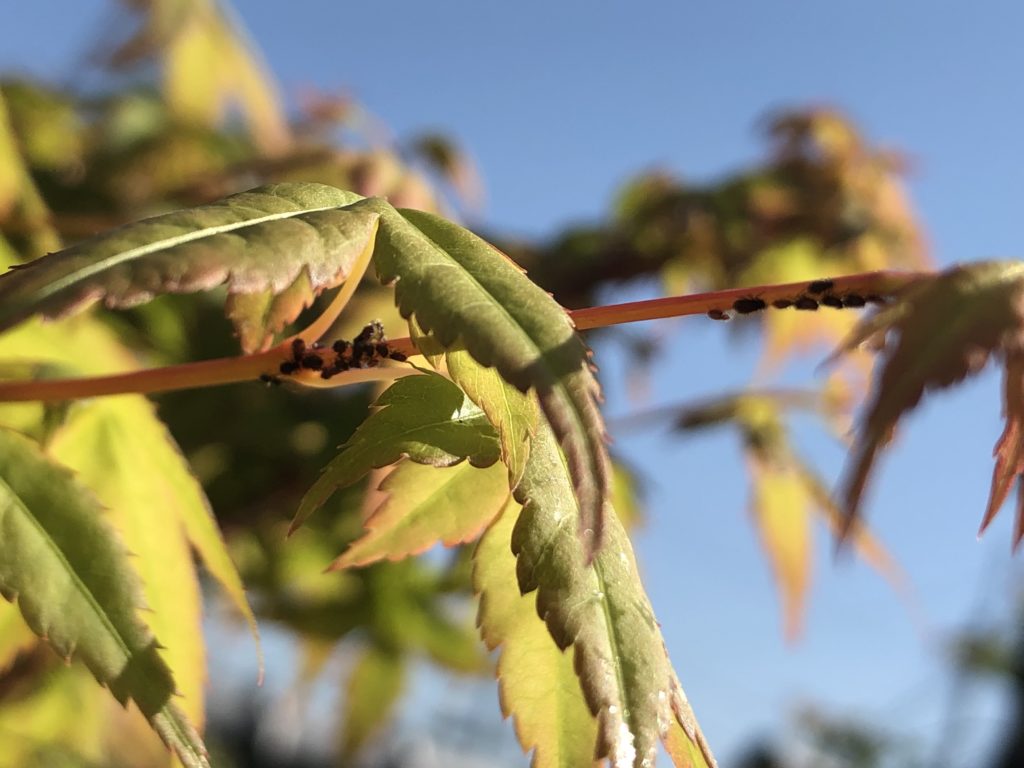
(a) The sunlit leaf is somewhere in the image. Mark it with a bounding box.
[48,396,205,726]
[339,644,405,761]
[0,88,61,259]
[675,391,905,638]
[512,423,715,768]
[0,662,107,768]
[445,348,539,488]
[329,459,508,569]
[663,717,713,768]
[0,183,376,351]
[835,261,1024,542]
[0,91,21,217]
[0,315,261,674]
[475,497,600,768]
[363,201,610,557]
[294,372,501,532]
[0,428,208,767]
[749,459,810,641]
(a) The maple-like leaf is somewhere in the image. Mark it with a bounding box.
[674,391,904,638]
[328,459,509,569]
[512,422,716,768]
[835,260,1024,543]
[0,428,208,767]
[294,372,501,532]
[475,496,601,768]
[0,183,376,352]
[361,201,610,557]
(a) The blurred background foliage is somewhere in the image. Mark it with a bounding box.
[0,2,1017,767]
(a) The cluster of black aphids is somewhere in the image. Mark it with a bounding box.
[270,321,408,382]
[706,279,887,320]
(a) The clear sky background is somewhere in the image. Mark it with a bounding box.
[4,2,1024,765]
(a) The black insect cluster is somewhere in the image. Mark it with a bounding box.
[705,278,885,321]
[265,321,408,384]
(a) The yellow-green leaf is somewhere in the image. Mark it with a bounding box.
[0,428,208,766]
[364,201,610,558]
[330,459,508,569]
[749,459,810,641]
[512,423,716,768]
[0,183,376,351]
[295,372,500,532]
[475,497,599,768]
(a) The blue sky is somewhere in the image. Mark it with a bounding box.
[5,2,1024,764]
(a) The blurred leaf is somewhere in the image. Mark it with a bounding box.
[164,1,290,153]
[111,0,290,154]
[675,392,905,638]
[0,428,208,767]
[749,460,810,641]
[339,644,405,761]
[294,372,501,532]
[475,497,600,768]
[49,396,204,727]
[0,663,107,768]
[0,92,21,218]
[329,459,508,569]
[835,261,1024,544]
[0,600,36,672]
[410,133,484,211]
[49,394,263,719]
[1,80,84,173]
[0,313,260,672]
[366,202,610,558]
[512,423,715,768]
[0,88,61,259]
[0,183,376,351]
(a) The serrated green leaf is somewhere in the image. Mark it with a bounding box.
[294,372,501,532]
[339,644,405,761]
[360,201,610,558]
[330,459,509,569]
[445,349,538,488]
[0,314,261,678]
[49,393,261,718]
[0,183,376,351]
[512,424,716,768]
[0,428,208,767]
[475,497,600,768]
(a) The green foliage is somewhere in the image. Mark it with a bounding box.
[295,372,502,532]
[5,6,1023,767]
[0,183,376,350]
[0,428,207,767]
[367,204,610,557]
[511,423,715,768]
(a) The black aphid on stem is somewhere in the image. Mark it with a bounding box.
[732,297,767,314]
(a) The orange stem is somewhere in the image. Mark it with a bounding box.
[0,270,930,403]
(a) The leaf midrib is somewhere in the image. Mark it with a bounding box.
[0,473,130,663]
[0,469,200,763]
[592,556,638,765]
[33,202,344,303]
